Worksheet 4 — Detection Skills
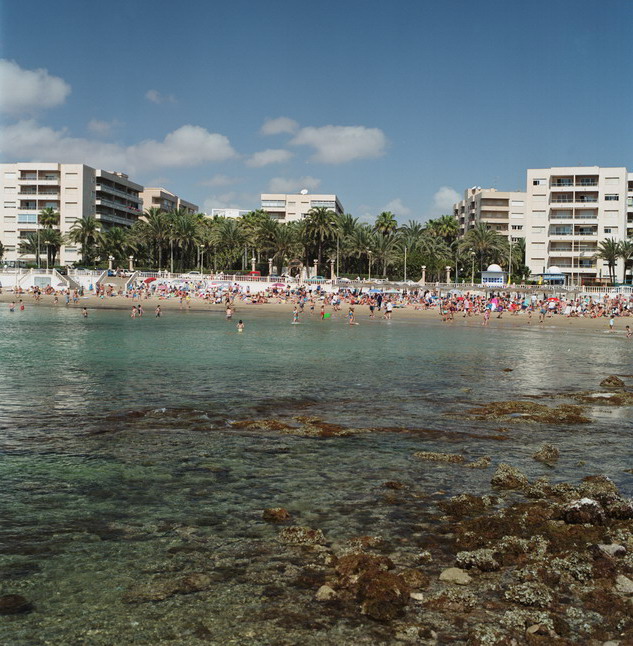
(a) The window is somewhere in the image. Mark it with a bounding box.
[17,213,38,224]
[532,211,546,217]
[511,200,524,207]
[4,201,16,208]
[65,202,78,206]
[605,194,619,201]
[533,195,546,203]
[532,242,545,247]
[510,213,523,219]
[65,187,77,193]
[261,200,285,208]
[605,177,619,185]
[605,210,618,217]
[532,179,546,185]
[511,225,523,231]
[603,227,618,234]
[531,226,545,233]
[4,186,16,194]
[4,172,16,179]
[65,172,78,178]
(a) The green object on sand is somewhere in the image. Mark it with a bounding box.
[323,313,331,318]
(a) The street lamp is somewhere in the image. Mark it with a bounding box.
[367,250,373,281]
[108,255,114,271]
[403,245,407,282]
[199,244,204,274]
[170,227,174,275]
[470,249,475,284]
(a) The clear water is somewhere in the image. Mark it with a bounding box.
[0,307,631,644]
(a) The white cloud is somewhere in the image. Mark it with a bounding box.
[87,118,120,136]
[200,174,242,188]
[268,176,321,193]
[0,120,237,174]
[203,192,258,212]
[0,59,71,114]
[433,186,460,211]
[246,148,293,168]
[290,125,387,164]
[260,117,299,135]
[145,89,176,104]
[382,198,411,217]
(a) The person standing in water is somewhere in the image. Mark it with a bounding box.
[82,307,88,318]
[237,320,244,332]
[155,305,161,317]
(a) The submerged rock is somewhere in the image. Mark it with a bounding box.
[358,571,410,621]
[0,594,33,615]
[465,455,492,469]
[466,400,591,424]
[505,581,553,608]
[262,507,291,523]
[456,548,500,572]
[532,443,560,466]
[278,526,327,546]
[561,498,606,525]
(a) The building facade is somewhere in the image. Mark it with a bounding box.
[525,167,632,283]
[140,187,198,214]
[209,208,250,219]
[1,162,143,266]
[260,191,344,223]
[453,187,527,242]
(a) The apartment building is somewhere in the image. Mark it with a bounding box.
[260,190,344,223]
[209,208,250,219]
[525,167,632,283]
[139,187,198,214]
[1,162,143,266]
[453,187,527,242]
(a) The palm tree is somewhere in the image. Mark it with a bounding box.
[99,227,131,267]
[347,224,376,274]
[594,238,621,284]
[40,228,63,267]
[0,240,4,262]
[374,211,398,236]
[67,216,103,265]
[427,215,458,244]
[142,207,169,270]
[373,233,399,277]
[270,224,299,273]
[213,217,247,269]
[38,207,60,229]
[18,233,39,263]
[305,206,339,272]
[618,239,633,284]
[458,223,508,272]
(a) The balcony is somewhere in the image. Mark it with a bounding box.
[96,184,140,202]
[551,197,574,203]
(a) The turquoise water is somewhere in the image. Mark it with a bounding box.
[0,306,631,644]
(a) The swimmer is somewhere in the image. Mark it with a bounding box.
[237,320,244,332]
[82,307,88,318]
[626,325,631,339]
[155,305,161,317]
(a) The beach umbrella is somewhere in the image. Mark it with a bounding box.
[548,297,560,302]
[369,288,383,293]
[449,289,463,296]
[144,277,157,284]
[272,282,286,287]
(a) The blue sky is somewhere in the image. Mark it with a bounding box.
[1,0,631,222]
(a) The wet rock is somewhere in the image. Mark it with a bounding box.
[345,535,384,551]
[315,584,337,601]
[262,507,291,523]
[358,571,410,621]
[122,580,180,603]
[491,463,529,490]
[456,548,500,572]
[278,526,326,546]
[417,550,433,563]
[0,594,33,615]
[413,451,465,464]
[578,475,619,499]
[532,443,560,466]
[561,498,606,525]
[438,493,495,517]
[603,498,633,520]
[598,544,626,558]
[505,581,553,608]
[383,480,407,489]
[399,568,429,590]
[465,455,492,469]
[600,375,625,389]
[439,567,472,585]
[615,574,633,595]
[466,400,591,424]
[335,553,393,581]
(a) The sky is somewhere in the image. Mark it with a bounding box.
[1,0,632,223]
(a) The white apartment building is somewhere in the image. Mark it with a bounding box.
[140,187,198,214]
[260,190,344,223]
[1,162,143,266]
[525,167,633,283]
[453,187,527,241]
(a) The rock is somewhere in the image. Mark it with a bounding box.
[438,493,495,517]
[413,451,465,464]
[383,480,407,489]
[315,585,337,601]
[278,526,326,546]
[409,591,425,601]
[178,573,212,593]
[615,574,633,595]
[598,544,626,558]
[399,568,429,589]
[0,594,33,614]
[122,580,179,603]
[603,498,633,520]
[358,571,410,621]
[417,550,433,563]
[346,535,384,551]
[335,553,393,580]
[465,455,492,469]
[505,581,552,608]
[439,567,472,585]
[456,548,500,572]
[561,498,606,525]
[491,463,529,490]
[600,375,625,388]
[532,443,560,466]
[262,507,291,522]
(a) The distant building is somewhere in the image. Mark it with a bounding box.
[140,187,198,214]
[453,187,527,242]
[260,190,344,223]
[209,208,250,219]
[525,166,633,283]
[1,162,143,265]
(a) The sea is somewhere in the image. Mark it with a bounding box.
[0,305,631,644]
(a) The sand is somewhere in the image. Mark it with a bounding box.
[1,291,629,333]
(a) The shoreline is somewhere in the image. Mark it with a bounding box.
[1,291,629,333]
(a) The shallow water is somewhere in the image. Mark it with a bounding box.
[0,306,631,644]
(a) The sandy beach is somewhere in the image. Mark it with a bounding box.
[0,290,629,334]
